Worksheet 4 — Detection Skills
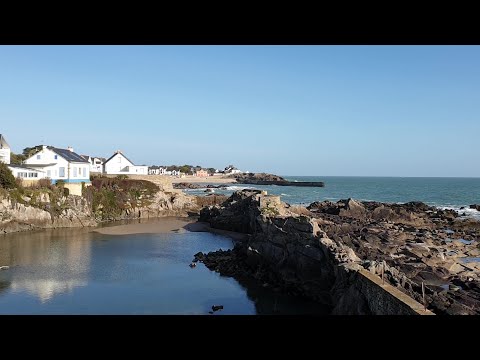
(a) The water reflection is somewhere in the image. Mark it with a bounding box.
[0,223,330,314]
[0,228,91,303]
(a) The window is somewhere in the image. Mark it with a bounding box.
[59,167,65,177]
[47,170,51,177]
[37,155,41,159]
[73,167,77,177]
[54,155,58,160]
[83,167,86,177]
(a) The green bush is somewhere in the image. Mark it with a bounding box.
[116,174,128,180]
[0,163,17,189]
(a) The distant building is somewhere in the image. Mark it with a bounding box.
[195,169,209,177]
[24,145,90,184]
[148,166,167,175]
[103,150,148,175]
[81,155,105,173]
[0,134,11,164]
[224,165,242,174]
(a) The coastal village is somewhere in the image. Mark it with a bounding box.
[0,133,245,194]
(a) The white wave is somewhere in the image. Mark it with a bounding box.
[225,185,257,191]
[438,206,480,219]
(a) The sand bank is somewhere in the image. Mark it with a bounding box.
[92,217,247,240]
[93,217,195,235]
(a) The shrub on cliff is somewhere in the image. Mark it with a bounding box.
[0,163,17,189]
[86,178,160,220]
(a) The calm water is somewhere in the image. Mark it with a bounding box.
[0,223,330,315]
[186,176,480,219]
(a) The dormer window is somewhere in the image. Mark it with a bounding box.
[54,155,58,160]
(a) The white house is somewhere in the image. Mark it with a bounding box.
[0,134,11,164]
[148,165,167,175]
[81,155,105,173]
[24,146,90,184]
[103,151,148,175]
[8,164,46,180]
[224,165,242,174]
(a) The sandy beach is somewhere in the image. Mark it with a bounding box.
[170,175,236,184]
[92,216,247,240]
[93,217,195,235]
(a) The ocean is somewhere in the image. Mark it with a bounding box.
[185,176,480,219]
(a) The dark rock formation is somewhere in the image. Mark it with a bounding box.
[233,173,324,187]
[470,204,480,211]
[194,194,228,208]
[198,190,480,315]
[199,190,262,234]
[173,182,200,189]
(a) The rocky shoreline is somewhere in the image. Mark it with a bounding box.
[197,190,480,314]
[0,178,221,235]
[3,177,479,314]
[232,173,325,187]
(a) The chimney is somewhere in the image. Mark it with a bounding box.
[67,146,74,152]
[42,145,47,150]
[116,150,122,154]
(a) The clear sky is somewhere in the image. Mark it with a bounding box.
[0,45,479,177]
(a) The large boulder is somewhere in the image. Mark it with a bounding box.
[338,199,367,220]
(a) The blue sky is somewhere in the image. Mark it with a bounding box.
[1,45,479,177]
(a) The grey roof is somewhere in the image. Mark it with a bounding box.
[48,146,89,163]
[24,163,57,167]
[104,151,135,166]
[8,164,45,172]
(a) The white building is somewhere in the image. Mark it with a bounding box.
[8,164,46,180]
[148,166,167,175]
[103,151,148,175]
[224,165,242,174]
[24,146,90,184]
[0,134,11,164]
[81,155,105,173]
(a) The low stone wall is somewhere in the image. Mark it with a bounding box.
[64,183,86,196]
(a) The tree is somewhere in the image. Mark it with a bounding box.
[22,145,43,158]
[10,152,26,165]
[0,162,16,189]
[179,165,191,174]
[207,168,216,174]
